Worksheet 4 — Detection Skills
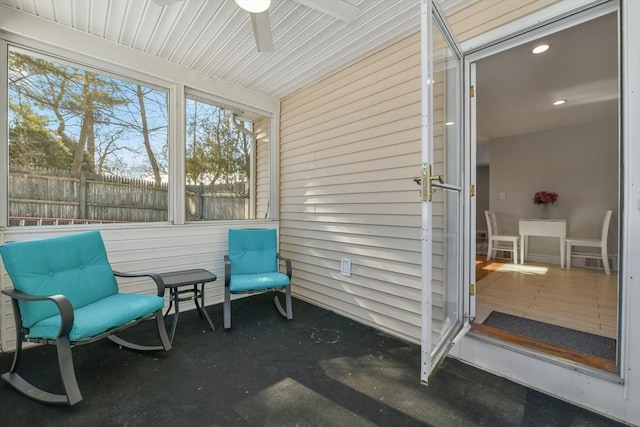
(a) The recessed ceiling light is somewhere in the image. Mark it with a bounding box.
[553,99,567,106]
[532,44,550,54]
[445,122,455,126]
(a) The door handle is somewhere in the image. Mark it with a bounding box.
[414,164,444,202]
[430,174,444,184]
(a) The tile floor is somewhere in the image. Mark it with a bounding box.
[475,260,618,339]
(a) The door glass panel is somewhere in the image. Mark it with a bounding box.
[429,18,463,360]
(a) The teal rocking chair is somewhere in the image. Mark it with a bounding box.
[0,231,172,405]
[224,228,293,329]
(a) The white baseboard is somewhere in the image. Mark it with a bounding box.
[525,252,618,272]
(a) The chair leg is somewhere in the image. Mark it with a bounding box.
[224,286,232,329]
[486,239,493,261]
[156,310,173,350]
[108,310,172,351]
[286,285,293,320]
[7,325,24,374]
[273,286,293,320]
[566,242,572,270]
[2,301,81,405]
[56,336,83,405]
[601,245,611,275]
[513,241,518,265]
[1,335,83,405]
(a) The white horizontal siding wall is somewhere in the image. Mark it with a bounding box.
[446,0,557,41]
[278,0,560,345]
[280,32,424,344]
[0,221,278,351]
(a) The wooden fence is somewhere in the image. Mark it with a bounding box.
[9,167,248,225]
[186,182,248,221]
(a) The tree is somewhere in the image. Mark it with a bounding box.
[185,100,251,186]
[10,52,78,167]
[9,51,139,175]
[89,81,169,183]
[7,48,171,224]
[8,101,72,169]
[136,84,162,184]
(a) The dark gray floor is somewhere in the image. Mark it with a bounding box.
[0,293,624,426]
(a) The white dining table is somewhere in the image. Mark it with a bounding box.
[518,219,567,268]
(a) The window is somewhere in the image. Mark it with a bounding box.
[185,95,271,221]
[7,47,169,226]
[5,44,275,227]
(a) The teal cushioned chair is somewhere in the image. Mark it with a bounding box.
[224,228,293,329]
[0,231,172,405]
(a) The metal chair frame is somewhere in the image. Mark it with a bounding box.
[223,228,293,330]
[1,271,171,406]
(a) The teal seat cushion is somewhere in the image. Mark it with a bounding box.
[28,293,165,341]
[0,231,118,328]
[229,228,278,275]
[229,272,290,293]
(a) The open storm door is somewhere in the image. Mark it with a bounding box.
[420,0,469,384]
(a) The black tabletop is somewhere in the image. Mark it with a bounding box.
[158,269,217,288]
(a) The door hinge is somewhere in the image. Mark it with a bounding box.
[469,85,475,98]
[469,283,476,296]
[469,184,475,197]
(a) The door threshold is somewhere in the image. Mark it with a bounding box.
[469,322,618,376]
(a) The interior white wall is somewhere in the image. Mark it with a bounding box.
[476,166,490,234]
[488,117,618,263]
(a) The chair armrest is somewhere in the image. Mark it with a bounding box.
[224,255,231,288]
[277,254,292,279]
[112,271,166,297]
[1,289,74,339]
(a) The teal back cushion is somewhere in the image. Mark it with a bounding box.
[0,231,118,328]
[228,228,278,275]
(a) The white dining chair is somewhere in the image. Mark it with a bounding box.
[485,210,519,263]
[566,210,613,275]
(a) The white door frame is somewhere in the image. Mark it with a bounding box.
[420,0,468,384]
[450,1,640,424]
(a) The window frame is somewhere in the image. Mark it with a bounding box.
[183,90,269,222]
[6,44,172,226]
[0,34,279,228]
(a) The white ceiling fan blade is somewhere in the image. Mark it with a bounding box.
[250,12,274,52]
[294,0,360,22]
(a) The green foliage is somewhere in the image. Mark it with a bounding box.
[8,50,167,179]
[8,102,73,169]
[9,49,250,189]
[185,101,251,186]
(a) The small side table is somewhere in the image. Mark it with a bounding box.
[159,269,217,343]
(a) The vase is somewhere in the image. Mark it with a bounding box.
[540,204,550,219]
[540,203,552,219]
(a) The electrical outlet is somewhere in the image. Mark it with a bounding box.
[341,258,351,276]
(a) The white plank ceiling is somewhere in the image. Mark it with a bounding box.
[0,0,469,100]
[1,0,617,146]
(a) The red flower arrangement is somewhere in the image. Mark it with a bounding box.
[533,191,558,205]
